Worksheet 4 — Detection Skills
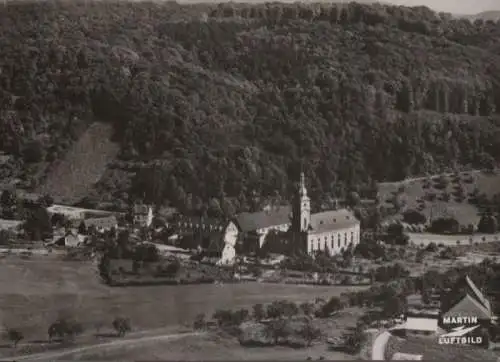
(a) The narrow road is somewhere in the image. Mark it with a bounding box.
[9,331,204,362]
[372,331,391,360]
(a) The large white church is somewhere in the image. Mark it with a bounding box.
[292,172,361,256]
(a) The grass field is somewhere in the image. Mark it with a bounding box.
[385,335,499,361]
[0,256,369,344]
[58,332,356,361]
[36,122,119,205]
[56,309,366,361]
[378,170,500,227]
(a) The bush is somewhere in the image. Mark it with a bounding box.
[298,319,322,347]
[112,317,131,337]
[193,313,206,330]
[402,209,427,224]
[317,297,343,318]
[48,318,84,342]
[213,309,234,327]
[252,303,265,321]
[5,329,23,347]
[425,242,438,252]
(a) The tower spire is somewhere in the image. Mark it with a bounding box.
[299,171,307,196]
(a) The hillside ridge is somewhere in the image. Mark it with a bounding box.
[0,0,500,215]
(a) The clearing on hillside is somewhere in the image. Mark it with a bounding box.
[36,122,119,205]
[378,170,500,227]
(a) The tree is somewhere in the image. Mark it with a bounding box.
[48,318,84,342]
[133,243,160,262]
[344,327,366,354]
[98,254,112,284]
[252,303,265,321]
[231,308,249,325]
[299,302,314,316]
[429,217,460,234]
[25,206,53,240]
[385,223,409,245]
[402,209,427,224]
[5,329,23,348]
[317,296,343,317]
[266,301,285,319]
[265,318,290,345]
[0,190,16,219]
[477,214,498,234]
[163,258,181,275]
[298,318,321,347]
[425,242,438,252]
[382,296,405,318]
[78,221,87,235]
[346,191,361,207]
[213,309,234,327]
[112,317,131,337]
[23,140,45,163]
[193,313,206,330]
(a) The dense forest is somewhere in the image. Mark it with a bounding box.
[1,1,500,216]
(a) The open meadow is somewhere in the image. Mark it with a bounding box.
[0,255,369,343]
[385,335,499,361]
[56,332,356,361]
[54,308,365,361]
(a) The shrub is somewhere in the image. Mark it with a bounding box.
[193,313,206,330]
[298,319,322,347]
[112,317,131,337]
[5,329,23,347]
[48,318,84,342]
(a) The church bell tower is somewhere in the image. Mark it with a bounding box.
[292,172,311,232]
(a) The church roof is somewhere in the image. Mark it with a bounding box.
[442,293,491,320]
[235,206,292,232]
[308,209,359,235]
[464,275,491,312]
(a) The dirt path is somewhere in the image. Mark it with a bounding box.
[372,331,391,360]
[377,169,483,187]
[10,331,204,362]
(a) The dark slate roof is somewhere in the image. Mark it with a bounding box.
[442,275,491,317]
[442,294,491,320]
[309,209,359,235]
[235,206,292,232]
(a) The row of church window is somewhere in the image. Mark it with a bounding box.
[179,222,224,231]
[311,232,356,251]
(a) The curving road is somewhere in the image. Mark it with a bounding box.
[372,331,391,361]
[9,331,204,362]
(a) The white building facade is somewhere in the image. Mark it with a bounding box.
[292,173,361,256]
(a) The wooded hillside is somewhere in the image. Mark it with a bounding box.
[1,1,500,216]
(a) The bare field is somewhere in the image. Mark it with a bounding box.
[385,335,499,361]
[36,122,119,205]
[0,256,369,342]
[378,170,500,226]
